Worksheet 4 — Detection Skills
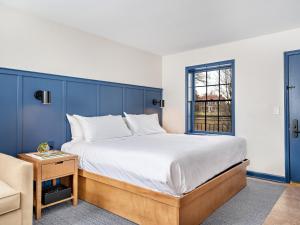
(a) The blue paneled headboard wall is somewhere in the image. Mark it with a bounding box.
[0,68,162,156]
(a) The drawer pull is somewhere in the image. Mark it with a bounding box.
[55,161,64,165]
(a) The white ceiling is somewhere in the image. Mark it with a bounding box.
[1,0,300,55]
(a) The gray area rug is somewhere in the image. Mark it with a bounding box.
[201,179,285,225]
[34,179,285,225]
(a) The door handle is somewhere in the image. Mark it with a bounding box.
[292,119,300,138]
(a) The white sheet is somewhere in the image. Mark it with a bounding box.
[62,134,246,196]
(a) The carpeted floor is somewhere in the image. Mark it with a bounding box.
[34,179,285,225]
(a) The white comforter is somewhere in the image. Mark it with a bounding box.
[62,134,246,196]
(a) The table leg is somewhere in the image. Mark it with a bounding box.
[72,163,78,206]
[35,171,42,219]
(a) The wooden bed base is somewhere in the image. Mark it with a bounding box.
[78,160,249,225]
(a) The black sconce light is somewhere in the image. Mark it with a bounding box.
[152,99,165,108]
[34,90,51,104]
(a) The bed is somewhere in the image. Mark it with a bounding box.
[62,133,248,225]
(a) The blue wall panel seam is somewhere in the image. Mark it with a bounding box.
[62,81,67,143]
[122,87,125,115]
[97,85,101,115]
[143,89,146,113]
[16,75,23,154]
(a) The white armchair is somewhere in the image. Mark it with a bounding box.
[0,153,33,225]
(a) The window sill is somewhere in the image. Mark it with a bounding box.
[186,131,235,136]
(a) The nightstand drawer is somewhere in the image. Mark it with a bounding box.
[42,159,75,180]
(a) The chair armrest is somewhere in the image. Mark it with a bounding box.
[0,153,33,225]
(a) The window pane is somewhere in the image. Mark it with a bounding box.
[206,117,218,132]
[195,87,206,100]
[194,117,205,131]
[220,84,231,100]
[207,70,219,85]
[219,101,232,116]
[194,102,205,117]
[207,86,219,100]
[206,101,218,116]
[219,117,232,133]
[220,68,232,84]
[195,72,206,86]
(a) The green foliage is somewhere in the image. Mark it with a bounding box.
[37,142,50,153]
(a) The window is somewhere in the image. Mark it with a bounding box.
[186,60,234,135]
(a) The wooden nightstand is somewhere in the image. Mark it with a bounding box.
[18,151,78,219]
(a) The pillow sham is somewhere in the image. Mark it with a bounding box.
[124,113,166,135]
[66,114,84,141]
[74,114,132,142]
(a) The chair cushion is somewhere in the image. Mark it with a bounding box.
[0,180,20,216]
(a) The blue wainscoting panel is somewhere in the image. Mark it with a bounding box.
[66,81,98,116]
[0,73,19,155]
[145,89,163,124]
[22,76,65,152]
[66,81,98,140]
[125,88,144,114]
[0,67,162,156]
[100,85,123,116]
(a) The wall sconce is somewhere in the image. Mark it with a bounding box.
[152,99,165,108]
[34,90,51,104]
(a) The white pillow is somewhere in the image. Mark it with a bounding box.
[66,114,84,141]
[124,113,166,135]
[74,114,132,142]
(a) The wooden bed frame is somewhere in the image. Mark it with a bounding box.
[78,159,249,225]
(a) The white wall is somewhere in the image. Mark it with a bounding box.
[163,28,300,176]
[0,4,162,88]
